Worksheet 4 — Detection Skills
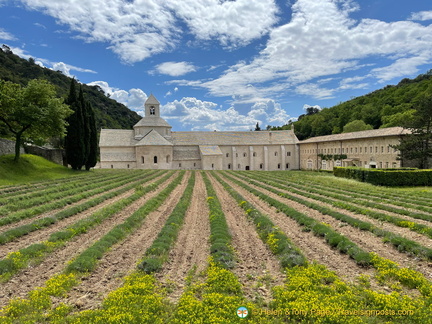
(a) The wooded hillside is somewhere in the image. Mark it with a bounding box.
[273,70,432,140]
[0,45,141,137]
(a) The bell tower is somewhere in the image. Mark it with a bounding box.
[145,94,160,117]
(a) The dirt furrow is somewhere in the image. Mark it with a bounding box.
[209,173,285,301]
[0,175,147,232]
[230,174,432,281]
[62,172,191,311]
[155,172,210,302]
[0,172,178,308]
[0,173,168,259]
[281,184,432,228]
[0,190,134,259]
[219,174,378,284]
[258,181,432,249]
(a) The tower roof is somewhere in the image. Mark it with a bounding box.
[145,94,160,105]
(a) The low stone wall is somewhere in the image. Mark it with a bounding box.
[0,138,24,156]
[24,145,65,165]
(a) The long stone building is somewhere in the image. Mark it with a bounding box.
[99,95,299,170]
[99,95,406,170]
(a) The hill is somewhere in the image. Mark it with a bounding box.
[0,45,141,135]
[273,70,432,140]
[0,154,81,185]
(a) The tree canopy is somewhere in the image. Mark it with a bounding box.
[274,70,432,140]
[394,94,432,169]
[0,79,72,161]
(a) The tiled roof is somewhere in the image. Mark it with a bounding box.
[173,146,201,160]
[135,129,173,146]
[171,130,297,145]
[299,127,410,144]
[99,129,136,147]
[199,145,223,156]
[133,117,171,128]
[145,94,160,105]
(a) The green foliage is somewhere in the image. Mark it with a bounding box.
[342,119,373,133]
[202,173,236,269]
[393,94,432,169]
[139,172,196,273]
[66,172,184,274]
[65,81,97,170]
[334,167,432,186]
[212,172,307,268]
[0,47,141,131]
[0,79,72,161]
[283,71,432,140]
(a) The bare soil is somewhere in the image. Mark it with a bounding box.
[0,172,179,308]
[156,172,211,302]
[208,174,285,302]
[218,174,379,284]
[63,172,191,310]
[228,174,432,281]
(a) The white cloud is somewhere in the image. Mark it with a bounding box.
[154,61,196,77]
[19,0,279,63]
[192,0,432,101]
[409,11,432,21]
[162,97,290,131]
[52,61,96,77]
[166,0,279,48]
[0,29,16,41]
[52,62,71,76]
[87,81,148,113]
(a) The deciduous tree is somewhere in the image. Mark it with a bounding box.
[0,79,72,161]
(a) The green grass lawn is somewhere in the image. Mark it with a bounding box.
[0,154,82,186]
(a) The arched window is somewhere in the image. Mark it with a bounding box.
[259,163,263,169]
[127,164,130,169]
[226,153,229,157]
[149,106,155,115]
[277,163,281,169]
[154,156,158,164]
[275,152,278,156]
[228,163,231,169]
[253,152,256,157]
[236,153,238,157]
[286,163,289,169]
[243,153,247,157]
[287,152,291,156]
[166,155,170,163]
[141,156,144,164]
[179,163,181,168]
[212,163,214,169]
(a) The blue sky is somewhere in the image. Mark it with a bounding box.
[1,0,432,131]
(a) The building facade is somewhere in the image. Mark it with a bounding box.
[99,95,299,170]
[99,95,408,171]
[299,127,409,170]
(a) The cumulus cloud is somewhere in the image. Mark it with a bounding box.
[409,11,432,21]
[166,0,278,48]
[19,0,279,63]
[87,81,148,113]
[154,61,196,77]
[192,0,432,100]
[162,97,290,131]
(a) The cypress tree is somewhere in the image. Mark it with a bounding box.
[65,80,86,170]
[79,86,90,167]
[85,101,98,171]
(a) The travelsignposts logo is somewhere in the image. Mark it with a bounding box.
[237,306,249,318]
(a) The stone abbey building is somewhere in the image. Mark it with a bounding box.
[99,95,405,170]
